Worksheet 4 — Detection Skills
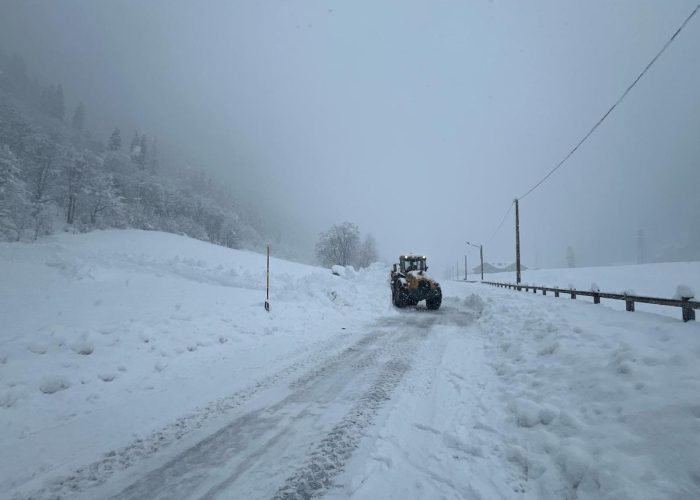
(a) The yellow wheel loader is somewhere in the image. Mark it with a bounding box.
[390,255,442,310]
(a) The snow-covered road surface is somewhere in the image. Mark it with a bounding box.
[110,312,438,500]
[2,231,699,499]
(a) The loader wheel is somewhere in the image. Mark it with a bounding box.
[426,292,442,310]
[394,286,409,308]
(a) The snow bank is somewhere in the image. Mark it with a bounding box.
[462,282,700,498]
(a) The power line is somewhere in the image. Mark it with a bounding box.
[485,200,514,245]
[518,2,700,201]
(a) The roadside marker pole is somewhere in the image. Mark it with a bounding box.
[480,244,484,281]
[265,244,270,312]
[515,198,521,285]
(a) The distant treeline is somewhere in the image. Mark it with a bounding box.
[0,49,264,249]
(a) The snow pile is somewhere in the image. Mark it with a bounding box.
[0,229,389,494]
[470,283,700,498]
[335,280,700,499]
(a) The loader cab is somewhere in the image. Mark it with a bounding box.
[399,255,427,273]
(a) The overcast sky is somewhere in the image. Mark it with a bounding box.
[1,0,698,274]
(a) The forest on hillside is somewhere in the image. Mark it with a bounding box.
[0,50,266,250]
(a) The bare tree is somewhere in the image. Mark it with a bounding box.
[316,222,360,267]
[355,234,378,268]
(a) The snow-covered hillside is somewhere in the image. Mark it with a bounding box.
[1,231,699,499]
[0,230,389,496]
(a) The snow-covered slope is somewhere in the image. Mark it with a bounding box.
[0,230,389,494]
[2,232,699,499]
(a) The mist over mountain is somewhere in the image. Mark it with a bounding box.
[1,1,699,269]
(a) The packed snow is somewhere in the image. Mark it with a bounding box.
[1,230,699,499]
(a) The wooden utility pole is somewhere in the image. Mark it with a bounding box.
[515,199,521,285]
[265,245,270,311]
[480,245,484,281]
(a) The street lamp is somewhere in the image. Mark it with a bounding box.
[466,241,484,281]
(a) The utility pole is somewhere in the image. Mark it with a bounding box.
[464,255,467,281]
[480,245,484,281]
[466,241,484,281]
[515,198,521,285]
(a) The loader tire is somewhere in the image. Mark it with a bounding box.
[426,292,442,310]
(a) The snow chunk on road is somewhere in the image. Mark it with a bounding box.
[39,376,70,394]
[71,336,94,355]
[510,398,558,427]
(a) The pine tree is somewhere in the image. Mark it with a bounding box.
[129,132,141,161]
[108,128,122,151]
[137,134,148,167]
[0,145,31,240]
[147,137,158,173]
[71,102,85,130]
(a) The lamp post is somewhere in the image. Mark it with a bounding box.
[466,241,484,281]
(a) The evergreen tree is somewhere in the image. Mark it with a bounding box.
[129,132,141,161]
[108,128,122,151]
[71,101,85,130]
[148,137,158,173]
[0,145,31,240]
[137,134,148,167]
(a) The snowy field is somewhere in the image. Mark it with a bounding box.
[1,230,699,499]
[488,263,700,319]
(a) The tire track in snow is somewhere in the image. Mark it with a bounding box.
[13,330,381,500]
[109,331,393,500]
[268,357,413,500]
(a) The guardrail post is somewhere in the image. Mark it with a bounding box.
[542,289,547,296]
[682,297,695,322]
[626,299,635,312]
[525,286,529,292]
[593,293,600,304]
[571,290,576,299]
[554,290,559,298]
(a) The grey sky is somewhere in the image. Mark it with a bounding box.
[1,0,698,272]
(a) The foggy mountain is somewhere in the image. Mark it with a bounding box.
[1,0,698,270]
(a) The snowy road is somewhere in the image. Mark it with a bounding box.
[3,233,699,500]
[107,307,475,499]
[18,304,463,500]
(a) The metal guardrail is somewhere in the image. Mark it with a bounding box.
[482,281,698,322]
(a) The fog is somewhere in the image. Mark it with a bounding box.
[2,0,698,273]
